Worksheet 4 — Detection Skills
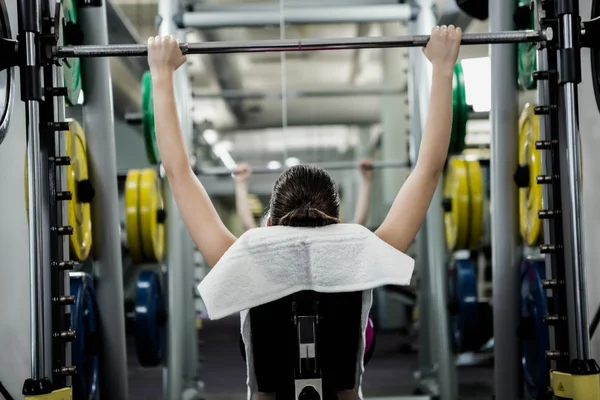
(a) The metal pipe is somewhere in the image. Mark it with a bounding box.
[191,0,402,12]
[197,159,410,177]
[55,30,545,58]
[79,3,129,398]
[192,87,407,100]
[560,10,590,360]
[490,0,521,397]
[173,4,414,29]
[26,99,45,381]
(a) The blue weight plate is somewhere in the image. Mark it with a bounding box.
[449,258,480,352]
[520,259,550,399]
[134,270,166,367]
[70,273,99,400]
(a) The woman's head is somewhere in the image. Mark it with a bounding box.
[267,164,340,227]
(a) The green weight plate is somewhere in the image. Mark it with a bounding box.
[142,71,160,165]
[62,0,82,106]
[517,0,537,90]
[455,62,468,154]
[450,63,468,154]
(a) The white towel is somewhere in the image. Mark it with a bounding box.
[197,223,415,399]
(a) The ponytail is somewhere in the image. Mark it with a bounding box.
[278,206,339,227]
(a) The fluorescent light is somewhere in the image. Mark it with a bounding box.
[285,157,300,167]
[267,160,282,170]
[202,129,219,145]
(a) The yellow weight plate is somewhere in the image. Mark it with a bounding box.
[139,168,165,263]
[125,169,144,264]
[519,103,543,246]
[66,119,93,261]
[444,157,470,251]
[465,159,483,250]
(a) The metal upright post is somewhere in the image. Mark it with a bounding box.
[489,0,522,398]
[409,2,457,398]
[79,4,129,399]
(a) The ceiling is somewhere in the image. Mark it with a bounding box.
[112,0,490,167]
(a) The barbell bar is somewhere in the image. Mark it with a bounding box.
[55,30,547,59]
[191,87,407,100]
[197,159,411,177]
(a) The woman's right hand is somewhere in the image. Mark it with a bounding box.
[422,25,462,73]
[359,159,374,181]
[147,35,187,76]
[234,163,252,183]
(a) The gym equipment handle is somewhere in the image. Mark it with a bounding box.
[197,160,411,177]
[55,30,546,58]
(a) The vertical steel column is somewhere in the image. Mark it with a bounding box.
[489,0,521,397]
[79,4,129,399]
[410,3,457,398]
[17,0,50,385]
[408,42,434,386]
[158,0,187,394]
[556,0,591,362]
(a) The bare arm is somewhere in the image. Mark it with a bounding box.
[234,164,257,231]
[375,26,461,252]
[352,159,373,225]
[149,36,236,267]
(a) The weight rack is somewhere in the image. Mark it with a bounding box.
[8,0,600,396]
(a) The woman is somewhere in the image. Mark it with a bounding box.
[146,24,461,266]
[147,25,461,397]
[233,159,375,231]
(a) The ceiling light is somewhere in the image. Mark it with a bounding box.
[267,160,282,170]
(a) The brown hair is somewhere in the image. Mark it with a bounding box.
[268,164,340,227]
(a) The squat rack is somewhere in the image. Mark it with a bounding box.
[4,0,600,397]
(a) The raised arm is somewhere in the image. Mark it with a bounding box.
[375,25,462,253]
[234,163,258,231]
[352,159,373,226]
[148,35,236,267]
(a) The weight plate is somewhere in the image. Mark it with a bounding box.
[142,71,160,165]
[517,0,537,90]
[518,103,543,246]
[139,169,165,263]
[454,62,468,154]
[61,0,83,106]
[134,270,166,367]
[70,272,100,400]
[125,169,144,264]
[444,157,470,251]
[448,257,480,352]
[465,159,483,250]
[0,0,14,146]
[66,119,93,261]
[592,0,600,114]
[520,259,549,399]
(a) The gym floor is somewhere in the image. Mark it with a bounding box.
[127,316,494,400]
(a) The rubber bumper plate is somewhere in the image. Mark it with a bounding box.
[519,259,550,399]
[134,269,167,367]
[70,272,100,400]
[450,62,468,155]
[517,103,543,246]
[0,0,14,146]
[517,0,537,90]
[61,0,83,105]
[142,71,160,165]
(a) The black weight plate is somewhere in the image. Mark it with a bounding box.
[0,0,14,146]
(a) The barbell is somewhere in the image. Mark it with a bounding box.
[55,30,545,58]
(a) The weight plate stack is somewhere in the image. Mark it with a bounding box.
[125,168,166,264]
[70,272,100,400]
[66,119,94,261]
[141,71,160,165]
[517,104,543,246]
[24,119,95,261]
[0,0,14,146]
[444,157,470,251]
[516,0,537,90]
[61,0,83,106]
[519,259,550,399]
[134,269,167,367]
